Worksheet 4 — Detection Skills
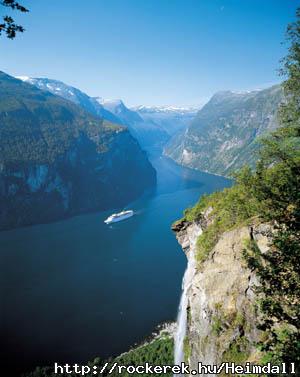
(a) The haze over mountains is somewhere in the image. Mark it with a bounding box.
[18,76,197,149]
[133,105,198,136]
[98,98,170,148]
[0,71,285,231]
[12,75,284,177]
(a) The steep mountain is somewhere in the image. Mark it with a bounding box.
[18,76,170,149]
[99,99,170,148]
[164,85,283,176]
[98,98,144,125]
[16,76,121,124]
[0,72,156,230]
[133,105,198,136]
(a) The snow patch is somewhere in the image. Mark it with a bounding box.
[132,105,199,114]
[16,75,30,82]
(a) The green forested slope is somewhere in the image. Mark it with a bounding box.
[179,10,300,369]
[0,72,156,229]
[165,85,283,176]
[0,72,122,165]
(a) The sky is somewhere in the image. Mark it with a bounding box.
[0,0,298,107]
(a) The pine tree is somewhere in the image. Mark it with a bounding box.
[243,7,300,370]
[0,0,29,39]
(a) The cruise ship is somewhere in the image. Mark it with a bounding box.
[104,210,134,224]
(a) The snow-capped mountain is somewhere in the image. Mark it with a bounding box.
[16,76,198,150]
[98,98,169,148]
[132,105,199,114]
[1,71,156,230]
[16,76,121,124]
[97,98,144,125]
[132,105,199,135]
[17,76,170,148]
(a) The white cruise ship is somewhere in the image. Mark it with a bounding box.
[104,210,134,224]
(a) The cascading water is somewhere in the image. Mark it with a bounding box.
[174,251,196,370]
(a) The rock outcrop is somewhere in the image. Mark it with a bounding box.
[173,218,272,375]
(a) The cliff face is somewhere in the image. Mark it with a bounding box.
[173,218,272,375]
[0,130,156,230]
[0,72,156,230]
[165,85,283,176]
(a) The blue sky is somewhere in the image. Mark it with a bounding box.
[0,0,298,106]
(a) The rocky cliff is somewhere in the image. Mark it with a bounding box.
[0,72,156,230]
[172,216,272,375]
[165,85,283,176]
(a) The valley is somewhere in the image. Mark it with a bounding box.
[1,3,298,377]
[18,76,198,151]
[0,153,231,376]
[0,69,291,377]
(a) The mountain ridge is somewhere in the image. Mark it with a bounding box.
[164,84,283,176]
[16,76,122,125]
[0,71,156,230]
[17,76,172,149]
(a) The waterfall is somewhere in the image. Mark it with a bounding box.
[174,251,196,369]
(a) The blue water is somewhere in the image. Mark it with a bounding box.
[0,155,231,375]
